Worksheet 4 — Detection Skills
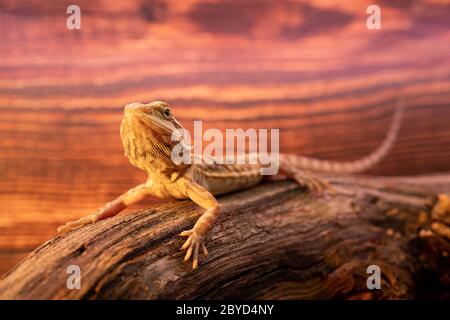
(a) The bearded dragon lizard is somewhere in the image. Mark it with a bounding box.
[57,100,404,269]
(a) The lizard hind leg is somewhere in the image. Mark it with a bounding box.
[57,183,152,234]
[279,165,335,195]
[292,171,336,195]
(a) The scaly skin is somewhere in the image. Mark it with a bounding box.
[57,100,404,269]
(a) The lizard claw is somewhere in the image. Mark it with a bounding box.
[180,229,208,269]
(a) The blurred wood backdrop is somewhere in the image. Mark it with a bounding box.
[0,0,449,276]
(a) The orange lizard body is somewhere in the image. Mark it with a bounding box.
[58,100,404,269]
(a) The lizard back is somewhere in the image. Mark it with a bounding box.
[191,161,263,196]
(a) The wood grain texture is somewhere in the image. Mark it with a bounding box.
[0,0,449,275]
[1,176,450,299]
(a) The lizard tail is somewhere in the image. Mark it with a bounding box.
[280,97,405,174]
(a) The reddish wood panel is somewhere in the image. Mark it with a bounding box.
[0,0,449,275]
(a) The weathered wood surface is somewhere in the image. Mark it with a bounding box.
[0,0,449,275]
[0,175,449,300]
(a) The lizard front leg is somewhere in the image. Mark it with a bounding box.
[180,181,219,269]
[57,182,153,234]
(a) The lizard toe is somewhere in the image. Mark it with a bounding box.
[180,230,206,269]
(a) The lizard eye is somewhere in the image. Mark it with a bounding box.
[163,109,171,118]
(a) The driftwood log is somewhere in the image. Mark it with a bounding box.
[1,175,450,300]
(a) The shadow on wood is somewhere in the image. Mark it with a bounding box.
[1,176,450,300]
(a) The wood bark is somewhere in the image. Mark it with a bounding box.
[1,175,449,300]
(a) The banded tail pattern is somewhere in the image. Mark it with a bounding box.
[280,98,405,174]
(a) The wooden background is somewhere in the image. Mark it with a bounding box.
[0,0,449,276]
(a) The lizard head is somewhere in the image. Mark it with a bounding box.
[120,101,189,172]
[123,100,184,132]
